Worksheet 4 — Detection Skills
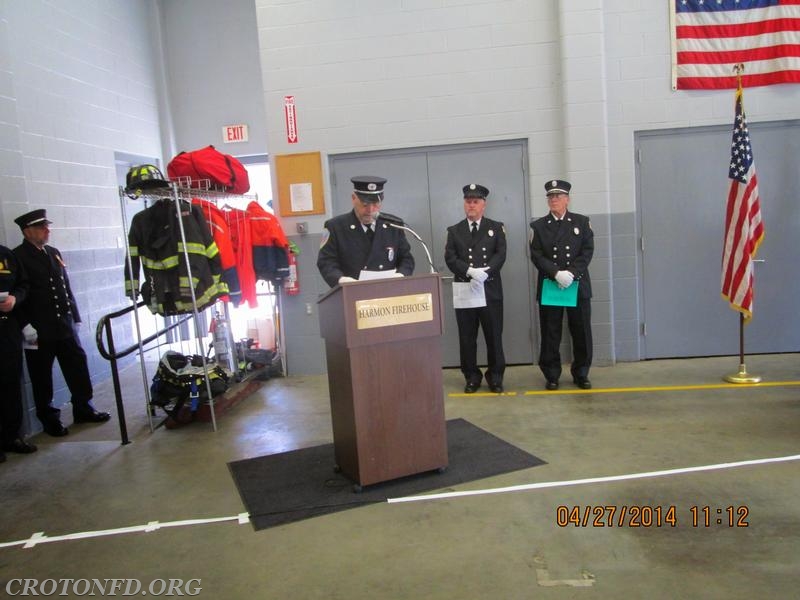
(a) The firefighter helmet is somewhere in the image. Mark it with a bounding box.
[125,164,170,197]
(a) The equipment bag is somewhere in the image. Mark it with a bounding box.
[167,145,250,194]
[150,351,230,416]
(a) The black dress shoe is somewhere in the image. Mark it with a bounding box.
[464,382,480,393]
[73,409,111,424]
[573,377,592,389]
[489,383,504,393]
[44,423,69,437]
[545,380,559,390]
[3,439,38,454]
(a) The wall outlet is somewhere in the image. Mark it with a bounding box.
[296,221,308,234]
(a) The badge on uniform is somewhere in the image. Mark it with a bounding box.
[488,230,494,237]
[387,247,395,262]
[320,229,330,248]
[574,227,580,236]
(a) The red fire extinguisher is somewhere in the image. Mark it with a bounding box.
[285,241,300,296]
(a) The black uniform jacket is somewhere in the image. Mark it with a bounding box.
[14,240,80,341]
[0,245,29,341]
[529,210,593,301]
[444,217,506,303]
[317,210,415,288]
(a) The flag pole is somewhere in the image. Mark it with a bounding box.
[724,312,760,383]
[723,63,761,384]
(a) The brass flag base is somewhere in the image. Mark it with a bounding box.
[724,364,761,384]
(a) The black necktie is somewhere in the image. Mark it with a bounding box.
[366,225,374,243]
[470,221,478,240]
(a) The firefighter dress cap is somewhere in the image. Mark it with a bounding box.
[14,209,52,230]
[544,179,571,195]
[462,183,489,199]
[351,175,387,203]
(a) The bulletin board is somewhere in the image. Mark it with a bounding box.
[275,151,325,217]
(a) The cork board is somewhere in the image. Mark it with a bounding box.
[275,152,325,217]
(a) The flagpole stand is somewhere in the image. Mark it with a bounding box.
[724,363,761,384]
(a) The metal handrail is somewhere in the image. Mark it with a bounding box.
[95,300,192,445]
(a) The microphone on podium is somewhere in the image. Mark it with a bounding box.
[377,213,435,274]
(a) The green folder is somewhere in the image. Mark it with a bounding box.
[541,278,578,307]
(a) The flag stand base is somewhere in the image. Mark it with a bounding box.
[724,364,761,384]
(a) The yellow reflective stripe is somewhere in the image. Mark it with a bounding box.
[142,256,180,270]
[206,241,219,259]
[129,246,139,257]
[178,242,207,256]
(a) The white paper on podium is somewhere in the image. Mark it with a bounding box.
[359,269,397,281]
[452,281,486,309]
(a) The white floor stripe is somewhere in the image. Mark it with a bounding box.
[387,453,800,504]
[1,513,250,550]
[4,454,800,549]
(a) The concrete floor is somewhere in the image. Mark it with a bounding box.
[1,353,799,599]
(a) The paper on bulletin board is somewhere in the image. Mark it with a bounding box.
[289,183,313,212]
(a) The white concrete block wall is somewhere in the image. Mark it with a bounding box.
[2,0,164,248]
[256,0,561,232]
[0,0,168,423]
[255,0,800,368]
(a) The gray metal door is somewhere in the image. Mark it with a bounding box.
[637,120,800,358]
[330,140,533,367]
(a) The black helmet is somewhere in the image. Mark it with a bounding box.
[125,164,170,196]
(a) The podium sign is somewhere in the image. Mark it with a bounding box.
[318,274,448,487]
[355,293,433,329]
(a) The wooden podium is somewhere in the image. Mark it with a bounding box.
[318,273,448,488]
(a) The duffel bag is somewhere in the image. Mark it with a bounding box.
[167,145,250,194]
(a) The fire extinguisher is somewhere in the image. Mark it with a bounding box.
[211,312,231,364]
[285,241,300,296]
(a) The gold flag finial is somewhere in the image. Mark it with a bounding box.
[733,63,745,88]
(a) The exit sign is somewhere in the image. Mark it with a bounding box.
[222,124,249,143]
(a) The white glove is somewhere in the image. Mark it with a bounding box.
[337,276,357,284]
[466,267,489,283]
[390,272,404,278]
[22,324,38,344]
[555,270,574,289]
[469,277,483,293]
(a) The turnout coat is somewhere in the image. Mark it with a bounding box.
[317,210,415,288]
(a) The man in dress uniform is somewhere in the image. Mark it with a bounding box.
[13,209,110,437]
[444,184,507,393]
[529,180,594,390]
[317,176,415,287]
[0,244,37,461]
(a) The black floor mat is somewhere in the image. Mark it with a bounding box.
[229,418,546,531]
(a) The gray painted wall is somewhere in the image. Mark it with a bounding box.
[160,0,268,157]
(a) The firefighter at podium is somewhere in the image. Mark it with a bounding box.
[317,176,415,287]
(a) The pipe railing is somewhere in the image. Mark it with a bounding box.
[95,301,192,445]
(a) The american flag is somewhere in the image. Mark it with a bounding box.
[672,0,800,89]
[721,83,764,319]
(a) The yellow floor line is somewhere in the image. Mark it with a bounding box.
[447,380,800,398]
